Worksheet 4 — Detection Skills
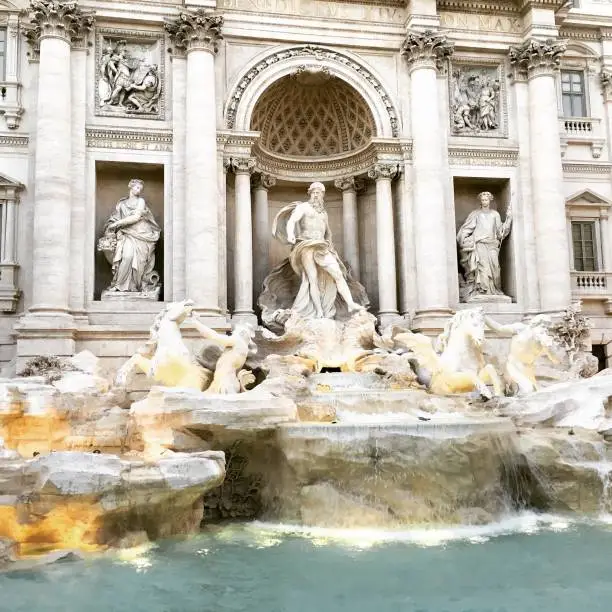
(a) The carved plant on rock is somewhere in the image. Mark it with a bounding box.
[549,306,592,365]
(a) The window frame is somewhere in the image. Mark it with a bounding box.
[571,219,599,272]
[561,69,587,118]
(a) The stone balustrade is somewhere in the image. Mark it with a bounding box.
[571,270,612,295]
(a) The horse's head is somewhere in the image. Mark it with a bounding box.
[437,308,486,353]
[528,315,555,350]
[165,299,195,323]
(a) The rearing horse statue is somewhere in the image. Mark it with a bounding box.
[394,308,504,399]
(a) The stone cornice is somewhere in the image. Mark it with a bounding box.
[563,162,612,175]
[401,30,454,72]
[437,0,519,15]
[165,10,223,55]
[0,135,28,148]
[25,0,94,46]
[508,38,566,80]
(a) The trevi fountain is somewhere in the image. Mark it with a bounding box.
[2,181,612,610]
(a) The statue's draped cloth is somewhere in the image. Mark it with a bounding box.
[456,209,508,298]
[259,202,369,325]
[104,198,161,291]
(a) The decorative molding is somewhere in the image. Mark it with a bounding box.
[601,69,612,102]
[224,45,399,138]
[252,139,404,182]
[559,27,601,42]
[401,30,454,72]
[449,59,507,139]
[562,162,612,175]
[448,145,519,166]
[96,28,166,121]
[24,0,94,46]
[368,163,399,180]
[0,134,28,147]
[165,10,223,55]
[508,38,566,80]
[85,128,172,151]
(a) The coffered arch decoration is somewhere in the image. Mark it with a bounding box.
[251,72,375,157]
[225,44,399,139]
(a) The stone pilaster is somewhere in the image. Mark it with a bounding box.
[251,172,276,304]
[368,163,399,326]
[225,156,257,324]
[17,0,93,359]
[69,27,89,320]
[334,177,363,280]
[166,11,223,317]
[401,30,453,330]
[171,49,187,301]
[509,39,571,313]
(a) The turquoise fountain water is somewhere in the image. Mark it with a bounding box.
[2,514,612,612]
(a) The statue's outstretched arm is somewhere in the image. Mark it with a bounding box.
[484,315,519,337]
[189,316,234,349]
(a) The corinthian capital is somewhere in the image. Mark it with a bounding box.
[334,177,364,192]
[224,157,256,174]
[601,69,612,102]
[401,30,453,72]
[508,38,566,79]
[25,0,94,46]
[251,172,276,190]
[368,163,398,181]
[165,10,223,55]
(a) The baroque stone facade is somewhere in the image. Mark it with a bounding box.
[0,0,612,368]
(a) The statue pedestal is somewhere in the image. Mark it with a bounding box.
[464,294,512,304]
[101,287,161,302]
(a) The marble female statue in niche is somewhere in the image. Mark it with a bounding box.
[456,191,512,302]
[98,178,161,298]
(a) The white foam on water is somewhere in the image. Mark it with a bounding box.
[220,513,580,550]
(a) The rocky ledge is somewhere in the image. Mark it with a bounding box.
[0,446,225,555]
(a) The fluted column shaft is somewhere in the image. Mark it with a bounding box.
[252,173,276,302]
[166,12,223,315]
[510,40,571,312]
[368,164,399,324]
[31,37,72,311]
[23,2,92,320]
[334,177,361,279]
[401,30,453,325]
[227,158,256,323]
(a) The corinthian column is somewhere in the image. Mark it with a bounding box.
[509,39,571,312]
[334,177,362,280]
[368,163,399,326]
[227,157,256,324]
[401,30,453,330]
[251,172,276,302]
[166,11,223,316]
[21,1,93,348]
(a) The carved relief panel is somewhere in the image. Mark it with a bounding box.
[449,60,507,138]
[96,28,165,120]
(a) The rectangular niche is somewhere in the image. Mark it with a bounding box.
[449,59,507,138]
[94,161,165,301]
[96,28,166,120]
[453,177,516,302]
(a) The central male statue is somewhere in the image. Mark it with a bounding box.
[259,182,369,327]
